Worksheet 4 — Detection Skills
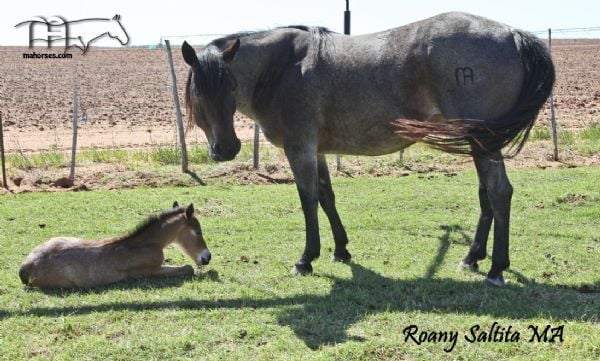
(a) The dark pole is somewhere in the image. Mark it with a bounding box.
[337,0,351,171]
[344,0,351,35]
[0,112,7,190]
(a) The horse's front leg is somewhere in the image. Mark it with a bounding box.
[285,142,320,275]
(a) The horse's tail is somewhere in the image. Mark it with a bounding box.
[392,29,555,157]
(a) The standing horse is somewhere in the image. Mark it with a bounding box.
[181,12,554,286]
[19,203,211,288]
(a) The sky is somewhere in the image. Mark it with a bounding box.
[2,0,600,47]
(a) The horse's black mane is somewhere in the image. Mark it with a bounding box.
[210,25,334,49]
[184,25,334,124]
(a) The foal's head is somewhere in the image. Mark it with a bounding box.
[172,202,211,266]
[182,40,241,162]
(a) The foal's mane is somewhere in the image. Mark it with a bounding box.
[184,25,333,129]
[106,206,186,245]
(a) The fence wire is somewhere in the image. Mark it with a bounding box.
[1,28,599,189]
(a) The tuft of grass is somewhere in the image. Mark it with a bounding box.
[188,146,213,164]
[151,146,181,165]
[580,122,600,141]
[80,147,128,164]
[530,126,551,141]
[7,151,66,170]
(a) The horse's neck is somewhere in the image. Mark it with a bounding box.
[229,32,298,118]
[129,217,183,248]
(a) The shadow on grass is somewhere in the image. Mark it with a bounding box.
[1,227,598,350]
[184,170,207,186]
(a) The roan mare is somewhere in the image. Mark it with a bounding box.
[19,203,211,288]
[181,12,554,286]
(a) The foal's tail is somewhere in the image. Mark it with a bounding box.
[393,30,555,157]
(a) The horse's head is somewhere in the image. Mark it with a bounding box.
[107,14,130,46]
[172,202,211,267]
[182,40,241,162]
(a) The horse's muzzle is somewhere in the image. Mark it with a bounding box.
[197,249,212,266]
[210,138,241,162]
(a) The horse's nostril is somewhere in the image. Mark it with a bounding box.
[199,250,211,265]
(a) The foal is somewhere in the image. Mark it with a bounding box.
[19,202,211,288]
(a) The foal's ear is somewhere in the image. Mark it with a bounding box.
[222,39,240,63]
[173,201,179,208]
[186,203,195,218]
[182,41,199,67]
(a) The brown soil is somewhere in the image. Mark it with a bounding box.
[0,40,599,192]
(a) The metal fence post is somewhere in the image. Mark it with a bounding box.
[337,0,352,171]
[253,123,260,169]
[0,112,7,190]
[548,28,559,161]
[69,69,78,181]
[165,39,189,172]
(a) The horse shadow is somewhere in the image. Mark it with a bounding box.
[3,226,597,350]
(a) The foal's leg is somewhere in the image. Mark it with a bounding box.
[130,265,194,279]
[467,151,513,286]
[285,142,320,274]
[317,154,351,262]
[149,265,195,278]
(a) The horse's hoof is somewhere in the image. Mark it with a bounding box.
[291,261,313,276]
[484,276,508,287]
[332,250,352,263]
[460,260,478,272]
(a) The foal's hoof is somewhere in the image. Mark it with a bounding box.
[484,276,508,287]
[292,261,313,276]
[332,249,352,263]
[460,260,478,272]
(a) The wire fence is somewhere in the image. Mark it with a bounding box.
[1,27,599,190]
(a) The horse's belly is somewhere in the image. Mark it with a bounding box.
[318,120,414,156]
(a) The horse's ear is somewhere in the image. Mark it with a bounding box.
[173,201,179,208]
[182,41,199,67]
[112,14,121,21]
[222,39,240,63]
[186,203,195,218]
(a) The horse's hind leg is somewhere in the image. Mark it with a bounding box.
[468,151,513,286]
[461,183,493,271]
[317,155,351,262]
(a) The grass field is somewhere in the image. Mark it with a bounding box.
[0,167,598,360]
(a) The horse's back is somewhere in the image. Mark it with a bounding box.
[414,12,527,119]
[312,12,533,154]
[20,237,123,288]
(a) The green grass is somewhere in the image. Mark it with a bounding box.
[0,167,599,360]
[528,122,600,156]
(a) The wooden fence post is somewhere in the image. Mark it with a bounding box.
[548,28,559,161]
[0,112,7,190]
[69,69,78,181]
[165,39,189,172]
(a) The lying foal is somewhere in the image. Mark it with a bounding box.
[19,202,211,288]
